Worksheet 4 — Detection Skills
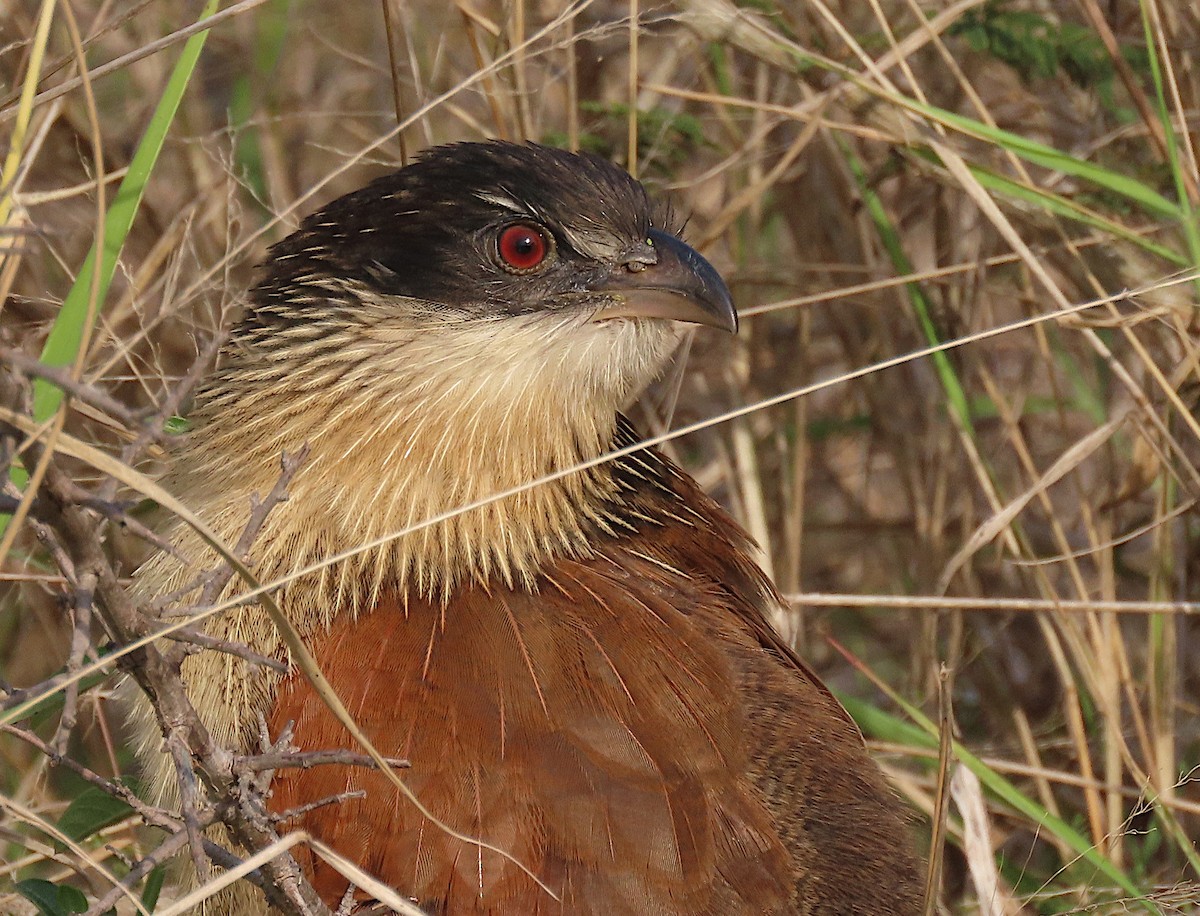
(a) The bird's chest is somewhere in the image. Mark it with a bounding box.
[267,551,791,914]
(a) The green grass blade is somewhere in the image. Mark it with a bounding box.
[967,164,1189,267]
[842,694,1161,911]
[29,0,220,425]
[3,0,221,541]
[900,100,1182,222]
[229,0,291,211]
[840,140,975,435]
[1136,0,1200,290]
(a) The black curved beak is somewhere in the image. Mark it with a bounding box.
[588,229,738,333]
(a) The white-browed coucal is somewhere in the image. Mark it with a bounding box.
[130,140,924,914]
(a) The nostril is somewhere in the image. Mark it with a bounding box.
[621,241,657,273]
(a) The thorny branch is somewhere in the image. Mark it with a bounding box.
[0,355,332,915]
[3,717,409,916]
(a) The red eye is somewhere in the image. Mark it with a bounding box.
[497,223,550,272]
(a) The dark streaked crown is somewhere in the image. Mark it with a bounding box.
[245,141,678,331]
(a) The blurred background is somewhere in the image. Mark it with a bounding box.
[1,0,1198,912]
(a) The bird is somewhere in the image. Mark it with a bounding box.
[128,140,925,914]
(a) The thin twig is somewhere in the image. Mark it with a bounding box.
[0,346,140,426]
[197,446,310,610]
[271,790,368,824]
[2,397,330,915]
[164,626,289,672]
[51,569,95,753]
[240,748,410,773]
[83,827,192,916]
[0,0,273,122]
[167,730,214,885]
[1,723,176,827]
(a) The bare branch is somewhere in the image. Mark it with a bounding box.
[241,747,410,774]
[0,346,142,427]
[164,625,289,672]
[0,362,330,915]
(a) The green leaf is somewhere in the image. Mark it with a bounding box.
[163,415,192,435]
[56,785,135,844]
[15,879,88,916]
[141,864,166,911]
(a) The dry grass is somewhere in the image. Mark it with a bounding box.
[1,0,1198,913]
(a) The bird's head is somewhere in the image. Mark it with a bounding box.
[229,140,735,415]
[188,141,738,596]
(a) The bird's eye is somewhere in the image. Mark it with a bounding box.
[496,223,551,272]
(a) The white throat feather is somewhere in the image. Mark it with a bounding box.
[139,299,680,633]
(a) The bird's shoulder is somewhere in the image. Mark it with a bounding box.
[598,415,855,729]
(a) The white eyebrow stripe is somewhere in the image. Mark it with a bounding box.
[559,223,627,259]
[476,191,633,259]
[476,191,527,213]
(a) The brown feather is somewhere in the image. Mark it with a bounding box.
[266,423,923,914]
